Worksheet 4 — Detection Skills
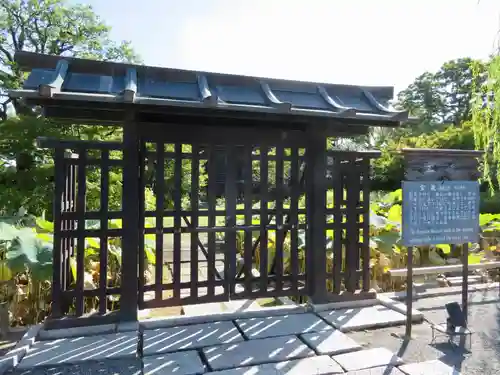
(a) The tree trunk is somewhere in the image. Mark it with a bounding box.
[0,301,9,338]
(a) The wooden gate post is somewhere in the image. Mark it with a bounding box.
[120,112,140,321]
[306,128,328,303]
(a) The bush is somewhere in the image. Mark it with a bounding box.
[372,122,476,191]
[480,193,500,213]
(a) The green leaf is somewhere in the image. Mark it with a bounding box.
[6,231,53,282]
[108,219,122,229]
[387,204,402,224]
[436,244,451,254]
[36,218,54,233]
[36,232,53,243]
[0,261,12,282]
[6,228,39,270]
[298,230,306,250]
[370,211,388,229]
[108,245,122,265]
[85,238,100,249]
[480,213,500,227]
[372,231,401,254]
[0,222,19,242]
[383,189,402,203]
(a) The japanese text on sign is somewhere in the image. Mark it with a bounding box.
[402,181,480,246]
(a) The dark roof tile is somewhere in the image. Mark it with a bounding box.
[9,51,409,126]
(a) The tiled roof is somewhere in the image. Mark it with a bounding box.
[9,52,408,125]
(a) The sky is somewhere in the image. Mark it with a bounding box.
[80,0,500,95]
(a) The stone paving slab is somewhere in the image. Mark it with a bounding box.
[202,335,315,371]
[142,350,205,375]
[209,355,345,375]
[17,332,138,370]
[234,313,333,339]
[38,324,116,340]
[332,347,404,372]
[318,305,407,332]
[9,358,142,375]
[300,330,362,355]
[399,359,461,375]
[345,366,406,375]
[142,320,243,355]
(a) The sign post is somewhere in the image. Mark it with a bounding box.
[401,148,483,338]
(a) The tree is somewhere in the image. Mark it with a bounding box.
[372,122,476,191]
[0,0,141,216]
[396,58,487,135]
[0,0,141,113]
[471,56,500,192]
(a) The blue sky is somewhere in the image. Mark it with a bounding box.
[81,0,500,95]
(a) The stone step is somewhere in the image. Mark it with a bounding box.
[235,313,333,339]
[318,304,408,332]
[142,320,243,356]
[446,275,484,286]
[331,347,404,372]
[209,355,345,375]
[399,359,461,374]
[17,332,138,370]
[202,335,315,371]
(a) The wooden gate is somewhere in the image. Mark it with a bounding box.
[137,125,309,308]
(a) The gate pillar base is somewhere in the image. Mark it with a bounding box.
[308,293,330,305]
[322,290,378,304]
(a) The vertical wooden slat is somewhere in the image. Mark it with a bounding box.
[65,161,77,314]
[121,116,140,321]
[61,156,69,298]
[75,150,87,316]
[190,144,200,299]
[138,142,146,308]
[155,143,165,302]
[306,132,327,302]
[99,150,110,315]
[61,156,69,294]
[274,145,284,292]
[173,143,182,299]
[243,144,253,293]
[259,144,269,293]
[64,159,75,291]
[361,159,371,292]
[289,147,300,294]
[207,145,217,297]
[70,163,77,258]
[332,157,342,294]
[51,149,65,318]
[345,157,359,293]
[225,145,238,297]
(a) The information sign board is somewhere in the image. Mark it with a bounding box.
[402,181,480,246]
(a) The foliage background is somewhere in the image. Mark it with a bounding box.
[1,0,500,325]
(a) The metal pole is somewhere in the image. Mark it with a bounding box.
[462,242,469,322]
[405,246,413,337]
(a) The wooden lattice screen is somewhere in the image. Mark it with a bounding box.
[325,151,379,296]
[137,138,308,309]
[49,139,124,318]
[45,135,380,318]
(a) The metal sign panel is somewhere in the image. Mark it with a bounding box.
[402,181,480,246]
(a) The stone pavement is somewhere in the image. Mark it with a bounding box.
[3,303,461,375]
[347,288,500,375]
